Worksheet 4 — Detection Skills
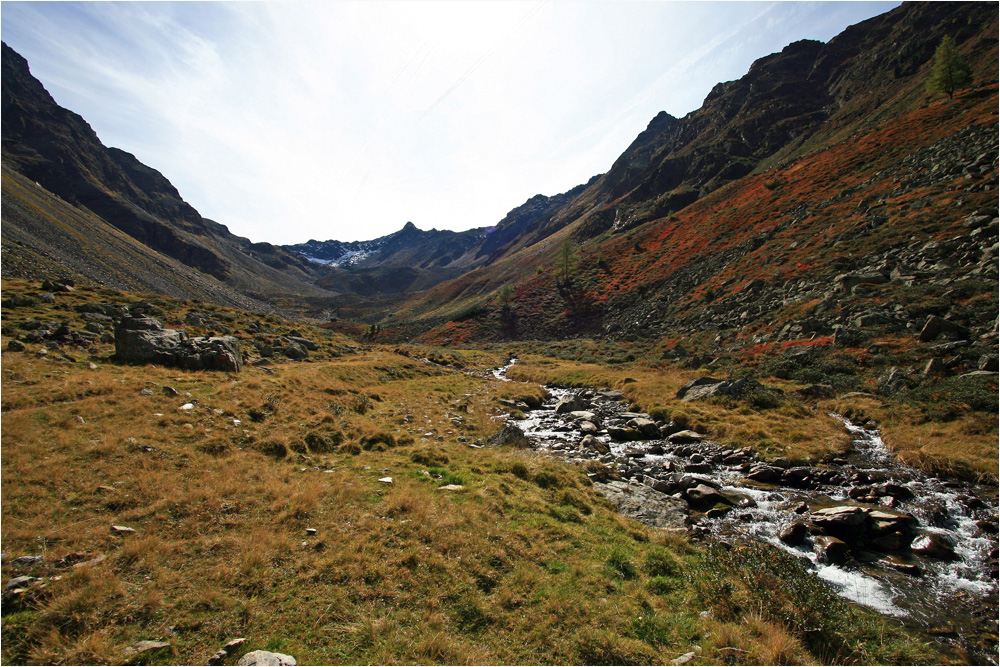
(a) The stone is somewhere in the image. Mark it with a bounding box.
[593,481,687,531]
[3,575,39,591]
[627,417,661,439]
[607,426,637,442]
[979,355,1000,372]
[922,357,945,376]
[810,506,869,542]
[110,525,136,535]
[237,650,297,666]
[6,340,26,352]
[554,395,589,414]
[284,342,309,359]
[671,651,696,665]
[10,555,43,568]
[568,410,599,424]
[438,484,464,491]
[779,521,809,546]
[668,430,703,444]
[378,477,393,484]
[287,336,318,351]
[746,465,783,484]
[115,317,242,372]
[911,533,959,561]
[813,535,850,565]
[123,641,170,659]
[486,425,531,448]
[880,555,922,576]
[918,315,970,343]
[581,434,610,455]
[684,484,734,510]
[794,384,835,399]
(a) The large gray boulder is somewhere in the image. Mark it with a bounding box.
[675,377,767,402]
[115,317,242,372]
[593,480,687,531]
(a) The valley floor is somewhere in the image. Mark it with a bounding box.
[1,279,995,665]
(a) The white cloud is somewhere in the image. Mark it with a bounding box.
[1,1,900,243]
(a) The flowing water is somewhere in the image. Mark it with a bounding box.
[496,361,999,663]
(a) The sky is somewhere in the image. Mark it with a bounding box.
[1,1,900,244]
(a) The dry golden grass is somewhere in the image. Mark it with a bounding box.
[0,281,940,665]
[830,394,998,478]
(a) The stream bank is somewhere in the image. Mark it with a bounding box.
[495,361,999,664]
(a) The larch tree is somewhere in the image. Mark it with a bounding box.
[926,35,973,100]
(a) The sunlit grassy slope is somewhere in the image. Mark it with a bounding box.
[0,279,941,666]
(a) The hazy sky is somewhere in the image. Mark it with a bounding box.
[2,1,899,244]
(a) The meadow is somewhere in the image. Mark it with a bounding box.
[0,278,973,665]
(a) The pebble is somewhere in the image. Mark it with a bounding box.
[378,477,393,484]
[110,525,136,535]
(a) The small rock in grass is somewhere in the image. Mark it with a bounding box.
[123,640,170,659]
[10,555,43,569]
[671,652,696,665]
[437,484,464,491]
[378,477,393,484]
[7,340,26,352]
[305,528,318,535]
[179,403,195,411]
[3,575,39,591]
[237,650,297,666]
[110,525,136,535]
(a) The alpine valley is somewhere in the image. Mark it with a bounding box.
[1,2,998,666]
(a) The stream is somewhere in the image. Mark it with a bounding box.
[495,360,999,664]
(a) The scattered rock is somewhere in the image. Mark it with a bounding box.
[438,484,464,491]
[123,640,170,659]
[237,650,297,666]
[814,535,850,565]
[911,533,959,561]
[9,555,43,569]
[779,522,810,546]
[6,340,26,352]
[486,425,531,448]
[554,394,590,414]
[668,430,704,444]
[110,525,136,535]
[378,477,393,484]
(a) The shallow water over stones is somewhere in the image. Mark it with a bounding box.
[498,363,999,663]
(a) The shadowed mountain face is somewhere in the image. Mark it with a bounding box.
[1,41,329,305]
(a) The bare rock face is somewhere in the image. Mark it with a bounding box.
[114,317,242,372]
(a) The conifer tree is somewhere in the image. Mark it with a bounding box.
[927,35,973,100]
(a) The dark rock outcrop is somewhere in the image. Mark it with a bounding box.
[114,317,242,372]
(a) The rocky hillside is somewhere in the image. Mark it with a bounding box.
[1,41,329,306]
[384,1,997,353]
